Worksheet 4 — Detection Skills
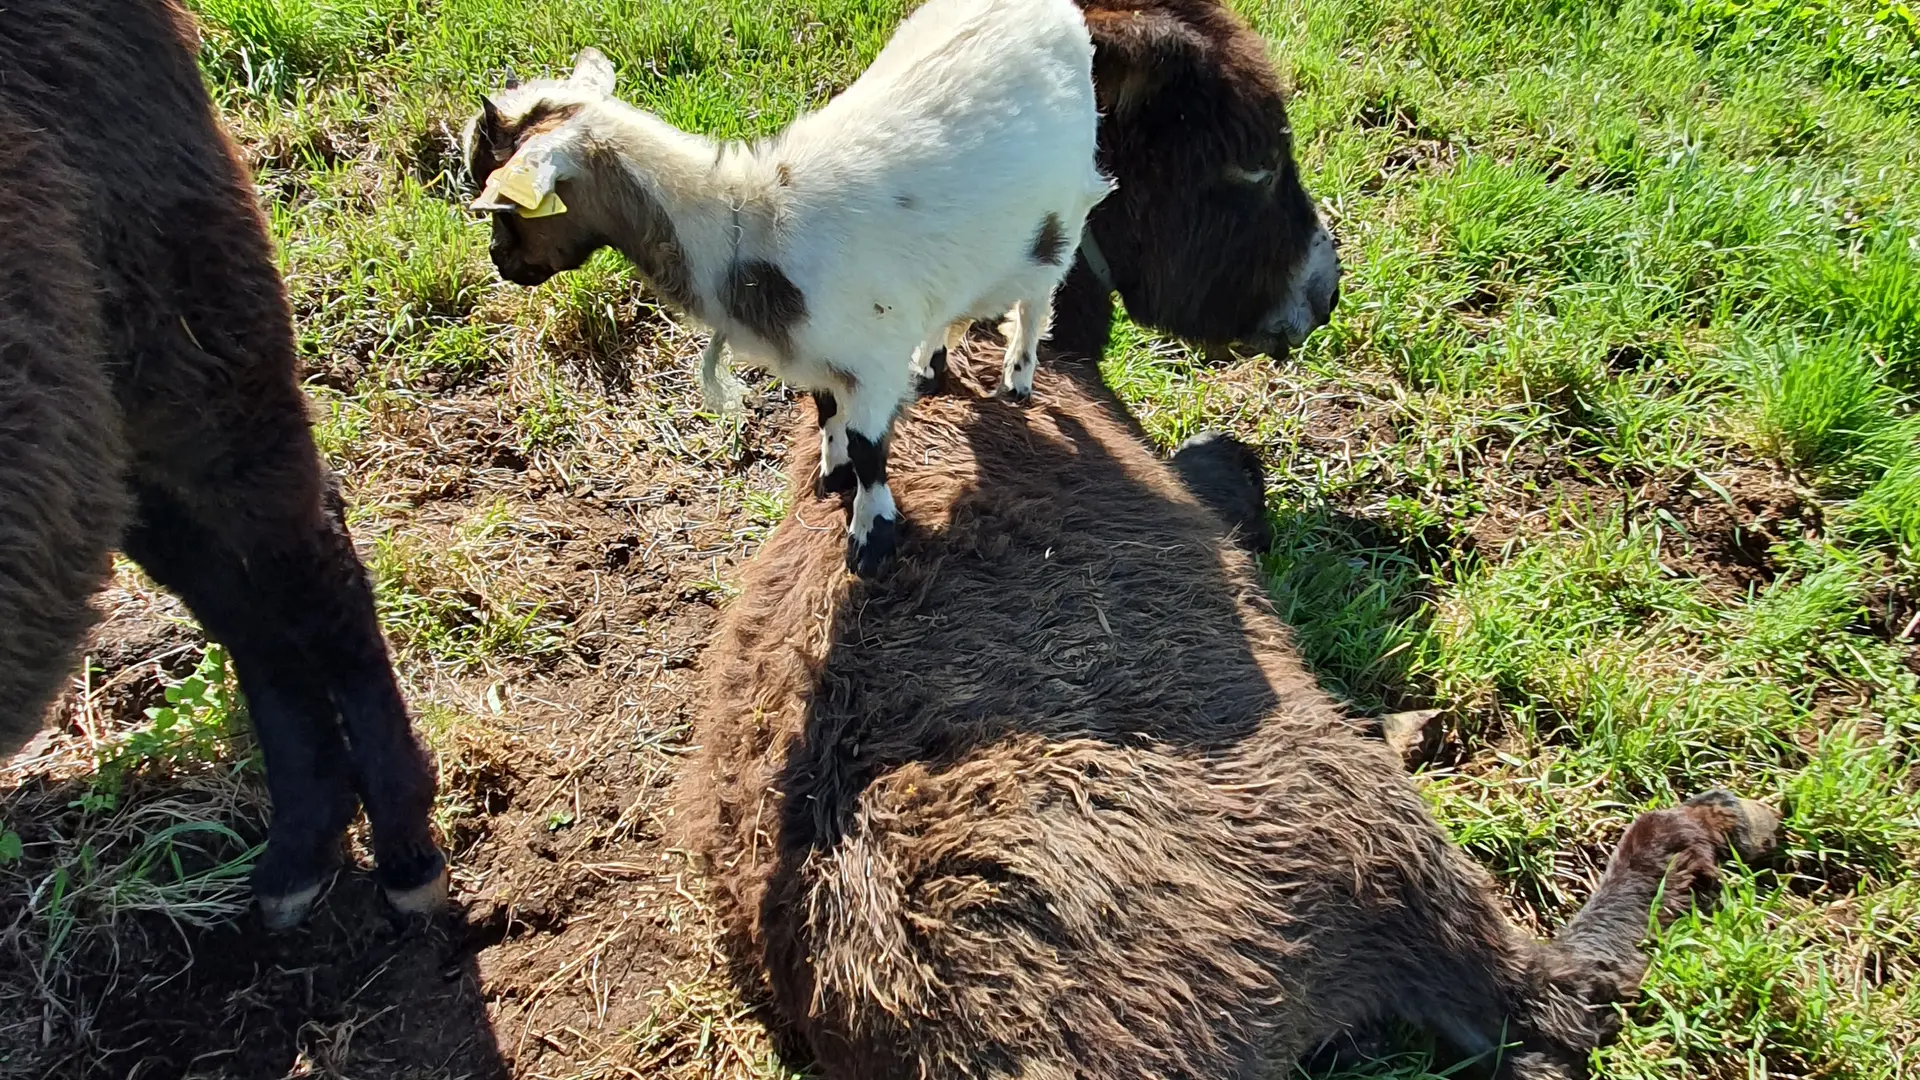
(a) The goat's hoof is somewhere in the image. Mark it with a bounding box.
[912,368,949,399]
[257,877,328,933]
[1684,789,1781,862]
[996,382,1032,405]
[914,347,951,398]
[846,517,899,577]
[815,464,857,498]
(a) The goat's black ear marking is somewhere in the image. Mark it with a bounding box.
[472,97,512,182]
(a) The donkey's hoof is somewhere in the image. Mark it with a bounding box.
[384,863,450,918]
[1684,789,1781,861]
[257,879,326,933]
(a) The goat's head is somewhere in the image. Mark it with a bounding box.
[1079,0,1340,360]
[463,49,617,287]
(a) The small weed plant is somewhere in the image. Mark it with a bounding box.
[85,644,251,812]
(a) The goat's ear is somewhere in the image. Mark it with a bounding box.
[1083,8,1210,114]
[480,96,508,145]
[459,111,485,181]
[570,47,617,97]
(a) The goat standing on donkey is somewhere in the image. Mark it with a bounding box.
[0,0,445,930]
[463,0,1344,576]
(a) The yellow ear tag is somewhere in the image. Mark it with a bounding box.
[473,140,568,218]
[515,190,567,218]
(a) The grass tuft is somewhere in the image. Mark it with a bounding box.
[1735,334,1898,472]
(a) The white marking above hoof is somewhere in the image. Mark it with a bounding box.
[257,880,325,933]
[384,863,451,917]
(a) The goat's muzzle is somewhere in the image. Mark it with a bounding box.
[494,253,557,288]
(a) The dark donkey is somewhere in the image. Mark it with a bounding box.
[0,0,445,928]
[916,0,1344,396]
[685,342,1777,1080]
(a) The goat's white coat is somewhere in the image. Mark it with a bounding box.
[471,0,1111,565]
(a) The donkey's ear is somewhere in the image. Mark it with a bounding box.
[570,47,616,96]
[1082,8,1210,114]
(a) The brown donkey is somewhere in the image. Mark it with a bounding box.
[684,344,1776,1080]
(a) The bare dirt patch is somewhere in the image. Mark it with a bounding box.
[2,324,797,1079]
[1638,463,1817,595]
[1454,444,1814,596]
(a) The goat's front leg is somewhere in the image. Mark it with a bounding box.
[998,293,1051,402]
[813,390,855,496]
[839,382,905,576]
[699,332,744,414]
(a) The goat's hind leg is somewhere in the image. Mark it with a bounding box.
[998,293,1051,403]
[910,321,963,399]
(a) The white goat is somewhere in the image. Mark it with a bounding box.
[463,0,1113,575]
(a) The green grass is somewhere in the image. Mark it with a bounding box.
[35,0,1918,1076]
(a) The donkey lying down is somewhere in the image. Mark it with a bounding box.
[684,343,1777,1079]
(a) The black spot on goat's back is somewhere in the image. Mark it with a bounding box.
[1030,212,1068,266]
[721,259,808,353]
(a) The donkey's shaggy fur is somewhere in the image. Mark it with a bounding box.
[0,0,444,929]
[685,346,1776,1080]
